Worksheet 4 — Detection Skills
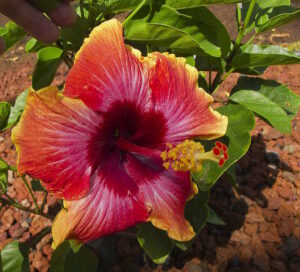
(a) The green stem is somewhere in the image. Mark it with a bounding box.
[40,191,48,213]
[0,196,53,219]
[21,176,40,214]
[26,227,51,248]
[212,68,235,95]
[235,0,256,48]
[123,0,147,26]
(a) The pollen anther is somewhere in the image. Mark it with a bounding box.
[161,140,229,172]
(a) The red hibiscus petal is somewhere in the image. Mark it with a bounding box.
[148,53,227,144]
[64,19,151,111]
[52,153,148,248]
[125,155,196,241]
[12,87,100,200]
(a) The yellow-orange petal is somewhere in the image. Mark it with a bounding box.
[11,87,100,200]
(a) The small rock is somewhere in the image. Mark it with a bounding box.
[42,244,52,256]
[21,220,29,229]
[282,171,295,183]
[252,250,270,271]
[0,136,4,142]
[278,187,294,200]
[267,197,282,210]
[184,260,211,272]
[246,213,265,224]
[270,260,287,272]
[283,144,295,154]
[11,227,28,239]
[260,231,280,243]
[262,210,274,222]
[21,199,31,208]
[266,151,280,163]
[0,232,7,242]
[244,223,257,236]
[230,231,241,243]
[278,218,295,237]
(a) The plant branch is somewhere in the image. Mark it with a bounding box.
[123,0,147,26]
[0,196,53,219]
[234,0,256,49]
[21,176,40,214]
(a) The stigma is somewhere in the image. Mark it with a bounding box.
[161,140,228,172]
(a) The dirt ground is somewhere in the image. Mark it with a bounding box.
[0,2,300,272]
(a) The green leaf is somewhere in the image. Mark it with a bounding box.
[60,6,90,51]
[240,0,290,35]
[232,44,300,68]
[50,242,98,272]
[104,0,142,13]
[225,165,237,187]
[0,172,8,193]
[256,6,300,33]
[207,207,226,225]
[176,190,209,251]
[0,159,8,193]
[178,7,231,57]
[193,104,255,190]
[1,89,29,131]
[230,91,290,133]
[137,222,174,264]
[124,4,230,57]
[32,47,63,90]
[230,76,300,133]
[166,0,249,9]
[25,38,44,52]
[0,159,8,172]
[0,241,30,272]
[256,0,290,9]
[0,21,26,51]
[68,240,82,254]
[0,103,11,130]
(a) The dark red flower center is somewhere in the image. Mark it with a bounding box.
[89,100,167,169]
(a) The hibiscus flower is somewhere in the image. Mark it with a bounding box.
[12,19,228,248]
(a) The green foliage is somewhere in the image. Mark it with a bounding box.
[124,4,230,57]
[207,207,226,225]
[50,242,98,272]
[193,104,255,191]
[25,38,44,53]
[256,6,300,33]
[0,242,30,272]
[232,44,300,68]
[137,223,174,264]
[0,159,8,193]
[166,0,249,9]
[0,21,26,51]
[176,190,209,250]
[230,76,300,133]
[0,89,29,131]
[32,47,64,90]
[0,103,11,130]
